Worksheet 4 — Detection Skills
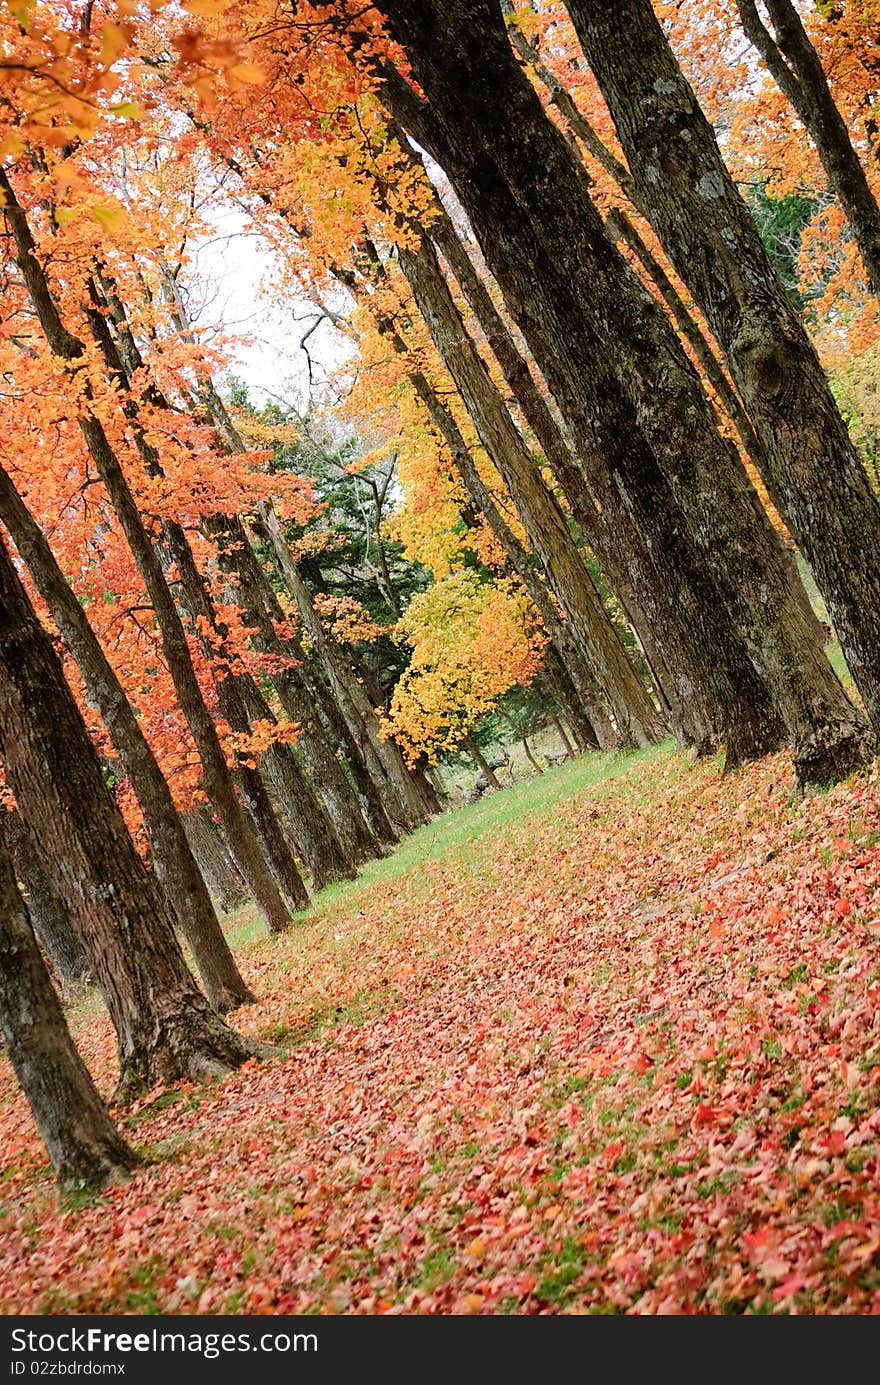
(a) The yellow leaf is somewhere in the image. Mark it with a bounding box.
[110,99,146,120]
[0,133,25,160]
[226,62,265,85]
[182,0,231,15]
[99,21,129,67]
[90,203,124,231]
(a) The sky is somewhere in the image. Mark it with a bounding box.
[186,205,354,413]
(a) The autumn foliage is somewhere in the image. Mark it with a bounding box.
[3,0,880,1321]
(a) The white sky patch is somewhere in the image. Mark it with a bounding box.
[185,205,354,411]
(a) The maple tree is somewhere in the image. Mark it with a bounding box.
[384,569,547,765]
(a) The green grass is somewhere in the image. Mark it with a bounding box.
[795,552,857,699]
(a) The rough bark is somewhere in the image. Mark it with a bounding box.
[372,0,868,783]
[494,13,827,653]
[736,0,880,301]
[0,535,263,1099]
[181,809,249,914]
[0,464,254,1011]
[499,11,769,465]
[0,836,141,1191]
[0,810,91,990]
[567,0,880,757]
[398,234,667,749]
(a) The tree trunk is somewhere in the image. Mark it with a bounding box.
[206,511,382,867]
[398,234,667,750]
[736,0,880,302]
[424,762,447,799]
[0,464,254,1011]
[547,704,576,760]
[541,651,600,754]
[236,673,356,891]
[181,809,249,914]
[164,526,308,916]
[0,835,141,1191]
[255,502,432,833]
[465,736,501,789]
[0,535,263,1099]
[521,734,543,774]
[0,810,92,991]
[567,0,880,759]
[373,0,869,784]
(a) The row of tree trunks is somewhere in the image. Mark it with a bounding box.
[93,275,366,893]
[407,363,617,750]
[495,12,828,657]
[0,171,295,935]
[294,652,403,851]
[160,522,309,914]
[541,652,600,755]
[398,233,667,750]
[377,101,771,760]
[0,463,254,1011]
[209,514,391,861]
[0,536,261,1098]
[253,502,435,834]
[234,671,357,891]
[567,0,880,748]
[420,192,733,746]
[372,0,869,785]
[80,280,299,932]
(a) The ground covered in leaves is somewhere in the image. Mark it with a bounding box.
[3,744,880,1315]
